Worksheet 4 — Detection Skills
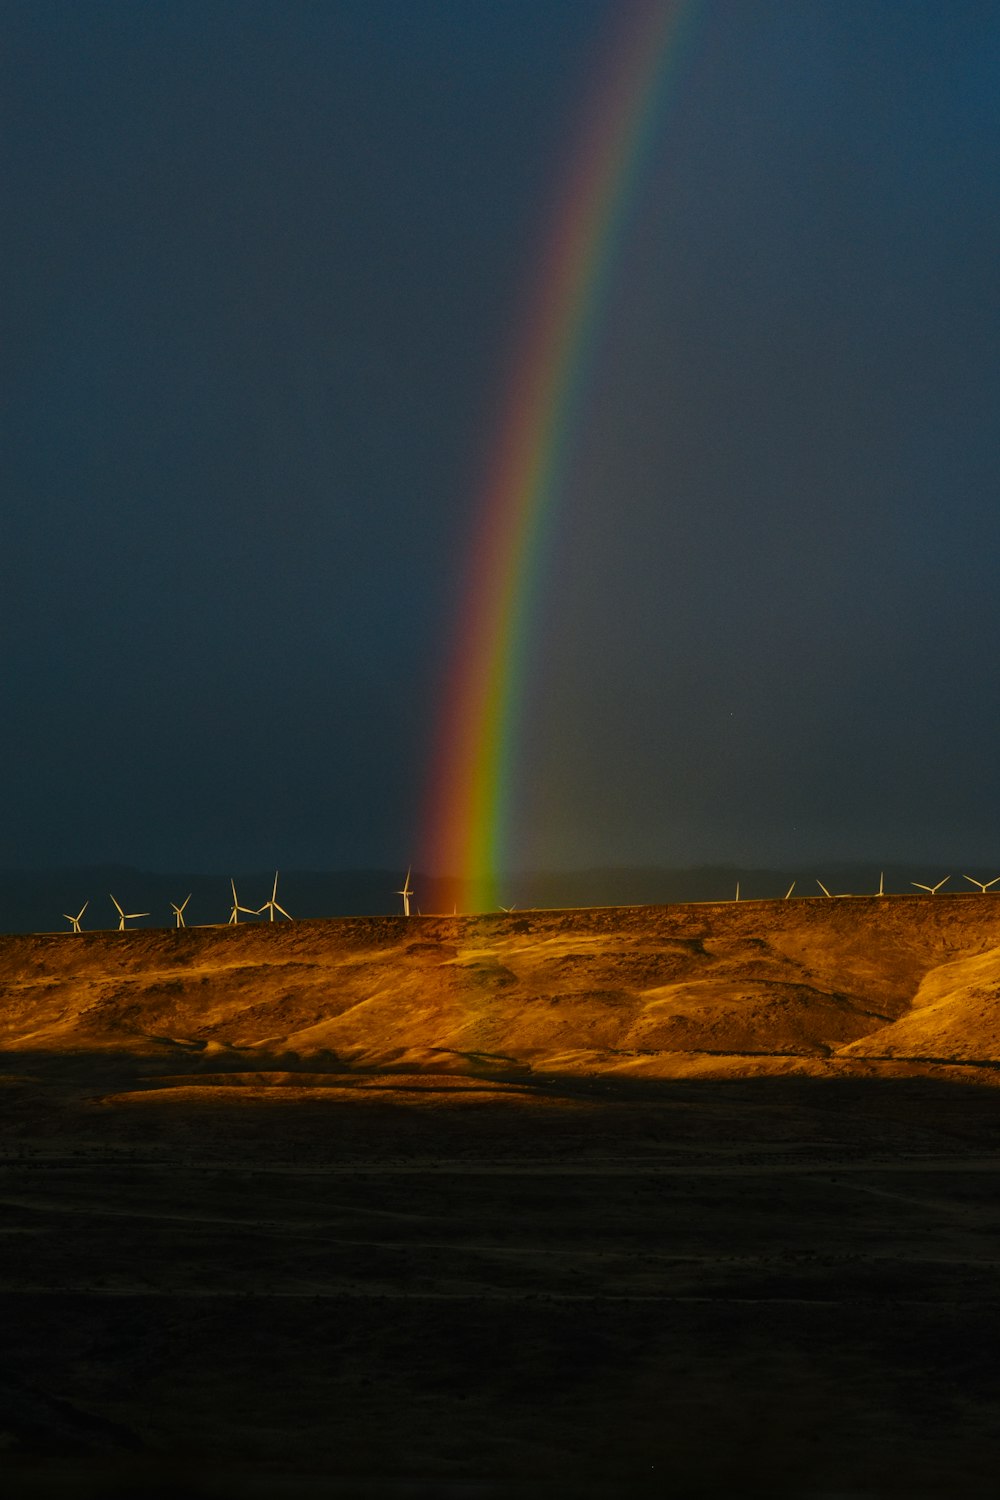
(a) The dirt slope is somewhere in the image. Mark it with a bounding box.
[3,894,1000,1083]
[839,941,1000,1062]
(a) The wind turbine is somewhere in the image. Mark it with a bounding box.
[499,904,516,913]
[63,902,88,933]
[784,882,796,900]
[229,879,257,925]
[396,868,413,917]
[109,894,148,932]
[963,875,1000,894]
[170,894,192,928]
[911,877,950,895]
[259,871,292,923]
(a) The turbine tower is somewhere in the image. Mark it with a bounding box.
[259,871,292,923]
[109,894,149,932]
[963,875,1000,894]
[229,879,257,925]
[911,877,950,895]
[63,902,88,933]
[397,868,414,917]
[171,894,192,928]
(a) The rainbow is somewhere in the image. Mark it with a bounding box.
[422,1,697,912]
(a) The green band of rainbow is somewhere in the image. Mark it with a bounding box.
[423,1,696,911]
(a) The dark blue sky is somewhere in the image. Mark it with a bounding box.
[3,0,999,875]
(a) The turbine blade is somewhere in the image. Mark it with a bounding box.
[784,883,795,899]
[274,904,291,919]
[816,881,831,898]
[272,872,279,901]
[110,894,124,916]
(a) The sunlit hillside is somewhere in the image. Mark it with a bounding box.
[4,895,1000,1090]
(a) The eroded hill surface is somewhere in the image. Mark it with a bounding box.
[3,895,1000,1088]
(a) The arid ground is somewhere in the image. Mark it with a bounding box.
[2,896,1000,1496]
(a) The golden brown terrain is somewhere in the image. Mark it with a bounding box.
[2,896,1000,1496]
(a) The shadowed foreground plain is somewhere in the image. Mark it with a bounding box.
[2,898,1000,1496]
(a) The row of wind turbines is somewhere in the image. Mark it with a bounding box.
[57,867,1000,933]
[62,873,293,933]
[734,873,1000,901]
[336,867,1000,916]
